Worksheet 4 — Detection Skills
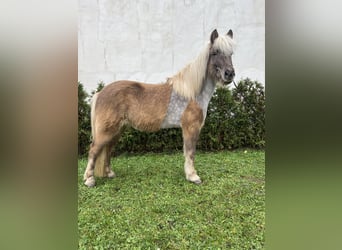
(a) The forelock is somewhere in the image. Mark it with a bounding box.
[212,35,235,55]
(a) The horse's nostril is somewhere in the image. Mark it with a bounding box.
[225,70,235,79]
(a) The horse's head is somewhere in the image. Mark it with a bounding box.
[207,29,235,86]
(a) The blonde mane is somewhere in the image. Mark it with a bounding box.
[168,35,234,100]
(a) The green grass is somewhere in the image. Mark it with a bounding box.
[78,150,265,249]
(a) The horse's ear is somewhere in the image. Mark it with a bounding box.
[210,29,219,44]
[227,29,233,39]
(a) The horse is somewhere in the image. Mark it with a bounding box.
[83,29,235,187]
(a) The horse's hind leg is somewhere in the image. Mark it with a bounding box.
[83,132,114,187]
[104,134,121,178]
[181,101,204,184]
[104,144,115,178]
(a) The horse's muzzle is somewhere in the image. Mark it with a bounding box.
[224,69,235,83]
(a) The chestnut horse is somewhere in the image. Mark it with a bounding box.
[84,29,235,187]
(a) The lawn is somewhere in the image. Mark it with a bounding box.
[78,150,265,249]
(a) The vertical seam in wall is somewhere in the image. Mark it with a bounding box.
[104,46,108,71]
[171,0,175,72]
[202,3,205,42]
[233,0,238,31]
[79,13,85,63]
[135,0,142,74]
[96,0,100,41]
[97,0,108,73]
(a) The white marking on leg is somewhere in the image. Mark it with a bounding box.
[83,158,94,180]
[184,153,201,184]
[84,159,96,187]
[106,166,116,178]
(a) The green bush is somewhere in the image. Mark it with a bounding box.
[200,78,265,150]
[78,82,91,156]
[231,78,265,148]
[78,78,265,156]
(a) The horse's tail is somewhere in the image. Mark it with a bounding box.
[91,92,108,177]
[90,92,98,143]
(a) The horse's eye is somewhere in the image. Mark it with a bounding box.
[212,50,219,56]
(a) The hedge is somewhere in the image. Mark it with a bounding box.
[78,83,91,156]
[78,78,265,156]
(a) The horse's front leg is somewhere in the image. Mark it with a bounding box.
[181,101,204,184]
[183,131,201,184]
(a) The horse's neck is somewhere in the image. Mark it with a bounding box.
[196,78,216,119]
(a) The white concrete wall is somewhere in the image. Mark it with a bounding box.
[79,0,264,93]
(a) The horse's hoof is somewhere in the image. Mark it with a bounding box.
[107,171,116,178]
[187,174,202,184]
[193,179,202,184]
[84,176,96,187]
[83,170,94,181]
